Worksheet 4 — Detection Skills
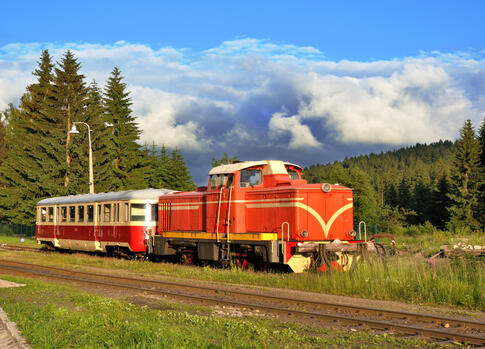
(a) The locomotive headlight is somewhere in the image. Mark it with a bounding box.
[349,230,357,237]
[300,230,309,238]
[321,183,332,193]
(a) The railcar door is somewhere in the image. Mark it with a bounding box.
[113,202,120,244]
[54,205,59,245]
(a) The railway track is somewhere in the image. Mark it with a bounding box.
[0,259,484,346]
[0,245,43,253]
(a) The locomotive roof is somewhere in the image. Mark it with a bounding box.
[209,160,302,175]
[37,188,177,205]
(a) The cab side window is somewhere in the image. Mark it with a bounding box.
[225,174,234,188]
[209,175,217,190]
[240,169,262,187]
[287,170,300,180]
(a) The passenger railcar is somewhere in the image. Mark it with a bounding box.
[149,160,361,272]
[36,189,175,255]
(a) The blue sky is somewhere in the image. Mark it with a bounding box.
[1,1,485,184]
[3,1,484,60]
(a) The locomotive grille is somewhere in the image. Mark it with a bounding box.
[160,202,172,232]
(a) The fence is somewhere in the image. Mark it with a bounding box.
[0,223,36,237]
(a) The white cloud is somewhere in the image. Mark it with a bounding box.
[269,111,321,148]
[1,39,484,178]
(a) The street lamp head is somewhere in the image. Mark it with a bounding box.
[104,122,114,127]
[69,125,79,134]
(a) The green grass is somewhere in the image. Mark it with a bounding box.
[1,248,483,312]
[0,235,39,248]
[0,275,445,348]
[1,232,484,311]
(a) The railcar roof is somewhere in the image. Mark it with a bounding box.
[209,160,302,175]
[37,188,177,205]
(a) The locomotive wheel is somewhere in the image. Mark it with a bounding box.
[180,252,195,265]
[234,257,254,271]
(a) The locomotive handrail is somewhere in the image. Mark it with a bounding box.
[226,186,233,243]
[215,187,223,242]
[281,221,289,262]
[358,221,367,242]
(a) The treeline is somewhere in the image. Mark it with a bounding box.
[304,119,485,233]
[0,50,195,225]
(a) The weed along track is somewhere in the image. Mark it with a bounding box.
[0,260,484,346]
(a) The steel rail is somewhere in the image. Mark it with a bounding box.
[0,245,42,253]
[0,258,483,332]
[0,260,484,345]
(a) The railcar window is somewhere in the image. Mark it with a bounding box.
[130,203,146,221]
[150,204,158,222]
[97,204,101,223]
[124,203,129,222]
[209,175,217,190]
[104,204,111,223]
[87,205,94,223]
[288,170,300,180]
[69,206,75,222]
[61,207,67,222]
[114,203,120,222]
[78,206,85,223]
[41,207,47,222]
[48,207,54,222]
[240,169,262,187]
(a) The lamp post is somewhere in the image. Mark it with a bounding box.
[69,122,94,194]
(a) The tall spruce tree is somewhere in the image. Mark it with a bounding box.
[167,148,196,191]
[85,80,114,193]
[0,51,63,223]
[430,174,451,229]
[0,113,7,166]
[103,67,144,190]
[447,119,481,231]
[53,50,90,194]
[477,116,485,229]
[211,153,239,167]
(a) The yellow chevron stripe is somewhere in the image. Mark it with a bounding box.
[246,202,353,238]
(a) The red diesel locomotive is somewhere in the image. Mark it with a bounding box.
[37,160,369,272]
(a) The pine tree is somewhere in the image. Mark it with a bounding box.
[53,50,90,194]
[384,183,399,207]
[166,148,196,191]
[411,180,432,225]
[477,116,485,229]
[348,167,378,225]
[397,177,411,210]
[447,119,481,231]
[86,80,114,193]
[0,112,7,166]
[211,153,239,167]
[0,51,64,224]
[103,67,143,190]
[430,174,451,229]
[156,145,172,188]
